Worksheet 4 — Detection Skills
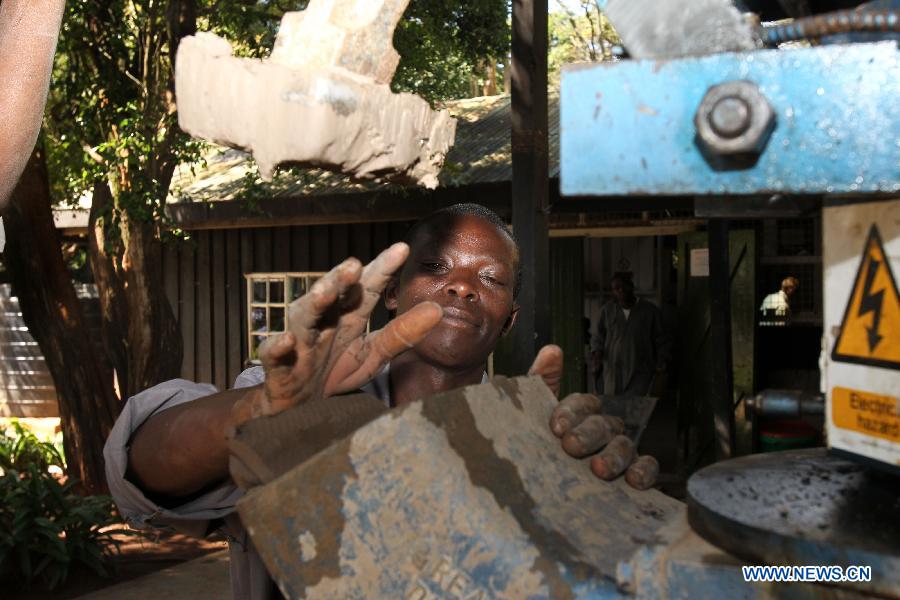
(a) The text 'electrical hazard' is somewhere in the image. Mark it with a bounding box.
[832,387,899,442]
[832,225,900,370]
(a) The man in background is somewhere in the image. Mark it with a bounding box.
[760,276,799,318]
[591,272,671,397]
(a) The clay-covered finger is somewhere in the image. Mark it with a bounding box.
[253,332,306,416]
[331,244,410,353]
[589,435,635,480]
[625,455,659,490]
[352,302,443,380]
[561,415,623,457]
[323,302,443,395]
[549,393,602,437]
[528,345,563,398]
[358,243,409,307]
[602,416,624,434]
[287,258,362,338]
[257,332,297,371]
[373,302,442,354]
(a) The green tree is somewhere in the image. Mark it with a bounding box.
[4,146,119,495]
[12,0,509,493]
[392,1,511,102]
[548,1,620,86]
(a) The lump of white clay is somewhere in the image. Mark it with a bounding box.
[175,0,456,189]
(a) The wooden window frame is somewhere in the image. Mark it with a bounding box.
[244,272,326,364]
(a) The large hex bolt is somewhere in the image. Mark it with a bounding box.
[694,80,776,157]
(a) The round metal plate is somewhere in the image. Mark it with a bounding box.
[687,449,900,596]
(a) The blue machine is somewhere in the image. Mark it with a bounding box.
[561,42,899,196]
[560,1,900,597]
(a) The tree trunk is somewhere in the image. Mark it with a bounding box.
[485,60,498,96]
[84,0,192,401]
[88,182,182,402]
[2,146,119,495]
[87,182,128,399]
[503,55,511,93]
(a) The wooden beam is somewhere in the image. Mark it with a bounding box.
[550,224,700,238]
[550,195,695,213]
[165,185,512,230]
[509,0,550,374]
[166,179,700,232]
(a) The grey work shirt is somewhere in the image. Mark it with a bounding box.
[103,365,487,599]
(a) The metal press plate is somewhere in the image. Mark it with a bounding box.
[687,448,900,597]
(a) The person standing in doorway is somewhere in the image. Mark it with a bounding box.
[759,276,799,318]
[591,272,671,397]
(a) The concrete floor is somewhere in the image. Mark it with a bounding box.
[74,550,231,600]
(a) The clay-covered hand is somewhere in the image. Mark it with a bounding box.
[240,243,443,419]
[550,393,659,490]
[527,344,564,398]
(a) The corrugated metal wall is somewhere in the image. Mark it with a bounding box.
[550,238,585,397]
[0,283,102,418]
[163,222,415,391]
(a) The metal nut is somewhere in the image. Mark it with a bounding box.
[694,80,776,156]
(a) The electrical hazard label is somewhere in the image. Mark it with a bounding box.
[832,387,899,443]
[831,225,900,370]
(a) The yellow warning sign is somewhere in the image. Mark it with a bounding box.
[832,225,900,370]
[832,387,900,443]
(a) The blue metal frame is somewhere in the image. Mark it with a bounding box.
[560,42,900,196]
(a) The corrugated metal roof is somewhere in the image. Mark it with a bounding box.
[168,93,560,204]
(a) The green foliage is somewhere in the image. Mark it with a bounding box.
[0,422,124,590]
[46,0,206,221]
[548,1,620,86]
[0,422,64,472]
[63,243,93,283]
[201,1,308,58]
[392,0,510,102]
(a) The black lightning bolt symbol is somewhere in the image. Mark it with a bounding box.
[857,251,884,353]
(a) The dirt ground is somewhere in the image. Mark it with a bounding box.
[8,527,228,600]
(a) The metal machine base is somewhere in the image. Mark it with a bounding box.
[687,448,900,597]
